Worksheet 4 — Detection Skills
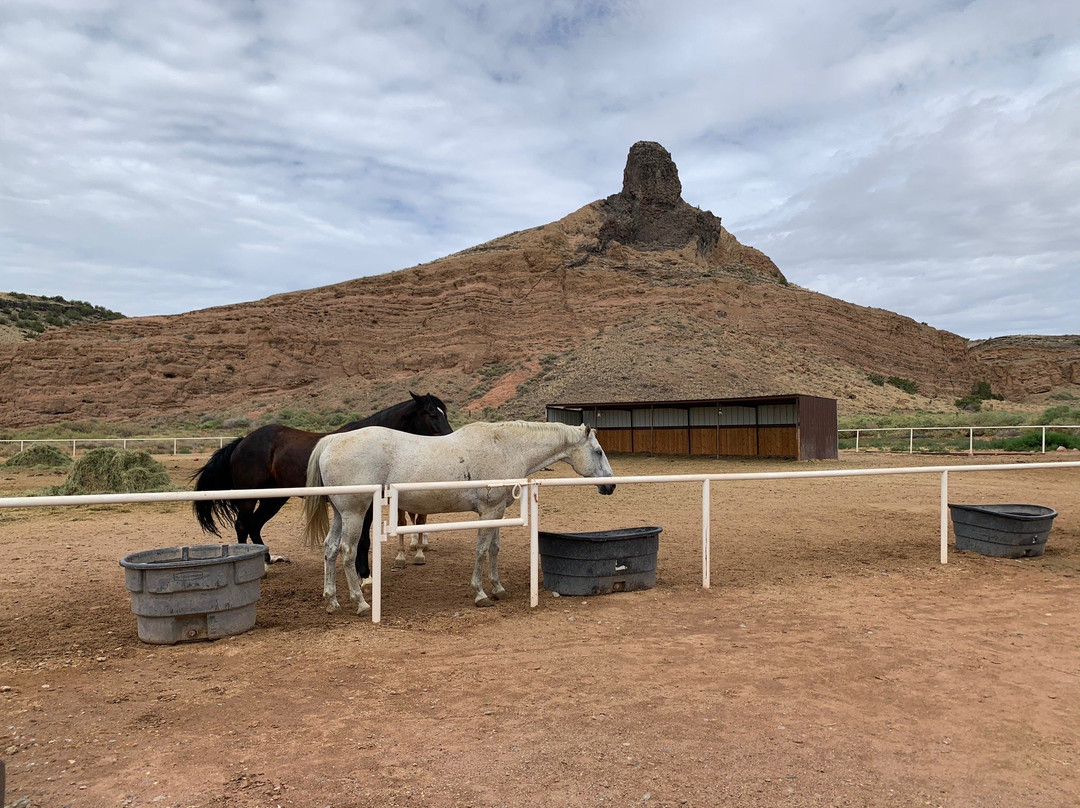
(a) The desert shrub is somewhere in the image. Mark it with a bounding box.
[867,373,885,386]
[954,395,983,412]
[956,381,1005,411]
[886,376,919,395]
[986,431,1080,452]
[1037,405,1080,425]
[971,381,1003,401]
[45,448,172,495]
[4,444,74,468]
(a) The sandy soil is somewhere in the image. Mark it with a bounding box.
[1,451,1078,808]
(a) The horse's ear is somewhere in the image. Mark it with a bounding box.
[584,425,593,438]
[410,391,421,402]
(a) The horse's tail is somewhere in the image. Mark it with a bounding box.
[190,437,243,536]
[301,435,332,548]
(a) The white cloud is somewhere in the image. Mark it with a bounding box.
[0,0,1077,338]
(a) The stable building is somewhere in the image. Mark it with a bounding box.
[546,394,838,460]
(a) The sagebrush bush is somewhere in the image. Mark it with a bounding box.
[886,376,919,395]
[988,431,1080,452]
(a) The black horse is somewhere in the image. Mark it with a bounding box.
[192,392,451,569]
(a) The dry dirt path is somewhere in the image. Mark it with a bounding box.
[1,451,1078,807]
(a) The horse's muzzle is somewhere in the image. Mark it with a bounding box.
[597,484,616,495]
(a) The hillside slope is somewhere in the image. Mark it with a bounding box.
[1,142,1076,429]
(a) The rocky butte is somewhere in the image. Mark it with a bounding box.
[0,142,1077,429]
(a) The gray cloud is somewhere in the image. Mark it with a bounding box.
[1,0,1077,338]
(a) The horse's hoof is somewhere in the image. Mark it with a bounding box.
[475,596,495,608]
[360,577,373,589]
[491,589,505,601]
[393,558,407,569]
[412,557,426,566]
[357,602,371,616]
[325,600,342,614]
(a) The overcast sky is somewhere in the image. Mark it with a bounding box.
[2,1,1078,339]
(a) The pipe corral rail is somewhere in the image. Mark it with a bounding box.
[840,424,1080,454]
[0,436,239,457]
[2,460,1077,624]
[1,424,1077,458]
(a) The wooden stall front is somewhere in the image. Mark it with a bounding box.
[546,395,838,461]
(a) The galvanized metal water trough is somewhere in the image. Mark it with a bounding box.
[120,543,267,644]
[948,503,1058,558]
[538,526,662,596]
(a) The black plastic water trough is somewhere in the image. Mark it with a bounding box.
[538,526,662,596]
[948,503,1058,558]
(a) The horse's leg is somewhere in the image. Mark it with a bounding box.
[393,508,409,569]
[323,508,344,613]
[471,526,498,607]
[356,504,374,588]
[249,497,289,564]
[488,526,506,601]
[339,502,371,615]
[233,499,272,565]
[410,513,428,565]
[233,499,255,543]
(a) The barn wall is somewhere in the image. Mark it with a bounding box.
[652,428,689,455]
[597,429,633,453]
[798,396,839,460]
[689,427,717,455]
[717,427,758,456]
[758,426,799,458]
[553,396,837,460]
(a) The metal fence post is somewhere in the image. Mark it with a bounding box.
[529,482,539,608]
[702,479,711,589]
[940,470,949,564]
[372,490,389,624]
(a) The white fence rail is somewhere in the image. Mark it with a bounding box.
[839,424,1080,454]
[0,436,239,457]
[2,424,1076,459]
[2,460,1076,624]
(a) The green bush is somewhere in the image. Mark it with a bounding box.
[1038,406,1080,425]
[886,376,919,395]
[987,431,1080,452]
[956,381,1004,411]
[954,395,983,412]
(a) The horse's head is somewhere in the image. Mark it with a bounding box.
[410,391,453,436]
[566,425,616,495]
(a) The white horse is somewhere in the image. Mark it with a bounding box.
[301,421,616,614]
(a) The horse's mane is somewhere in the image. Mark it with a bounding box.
[479,420,583,443]
[338,399,410,431]
[336,393,446,433]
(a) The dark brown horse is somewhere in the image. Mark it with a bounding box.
[191,393,451,571]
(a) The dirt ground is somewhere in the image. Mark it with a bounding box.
[1,451,1078,808]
